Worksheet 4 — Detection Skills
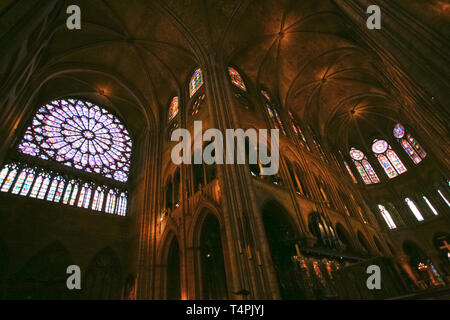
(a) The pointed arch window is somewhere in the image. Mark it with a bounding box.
[228,67,246,91]
[192,93,206,116]
[344,161,358,184]
[405,197,424,221]
[189,68,204,97]
[261,90,271,102]
[378,204,397,229]
[266,105,285,135]
[372,139,407,179]
[350,148,380,184]
[0,98,131,216]
[288,111,310,150]
[91,186,105,211]
[168,96,179,121]
[105,189,117,214]
[393,124,426,164]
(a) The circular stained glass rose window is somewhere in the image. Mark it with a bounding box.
[349,148,365,161]
[372,139,388,154]
[18,99,132,182]
[393,123,405,139]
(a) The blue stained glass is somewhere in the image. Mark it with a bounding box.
[17,99,132,182]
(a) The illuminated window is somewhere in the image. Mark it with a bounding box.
[105,189,117,214]
[18,99,132,182]
[266,105,285,135]
[350,148,380,184]
[405,198,424,221]
[168,96,179,121]
[189,68,203,97]
[192,93,206,116]
[344,161,358,184]
[378,205,397,229]
[372,139,407,179]
[438,190,450,207]
[228,67,246,91]
[0,98,132,216]
[91,186,105,211]
[288,111,309,150]
[423,196,438,216]
[261,90,271,102]
[393,123,426,164]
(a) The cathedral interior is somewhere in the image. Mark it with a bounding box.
[0,0,449,300]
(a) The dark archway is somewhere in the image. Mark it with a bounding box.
[167,237,181,300]
[335,223,353,252]
[6,241,76,299]
[200,214,228,299]
[357,231,372,256]
[261,201,305,299]
[84,247,122,300]
[373,236,385,256]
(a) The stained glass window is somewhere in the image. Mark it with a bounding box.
[77,183,92,208]
[192,93,206,116]
[91,186,104,211]
[168,96,179,121]
[261,90,271,101]
[105,190,117,214]
[20,169,35,196]
[1,165,18,192]
[117,192,128,216]
[350,148,380,184]
[29,174,43,198]
[372,139,407,178]
[400,139,422,164]
[17,99,132,183]
[69,184,79,206]
[11,169,29,195]
[37,174,51,200]
[393,124,426,163]
[0,165,10,186]
[378,205,397,229]
[288,112,308,149]
[344,161,358,184]
[405,198,424,221]
[266,105,285,134]
[62,180,74,204]
[228,67,246,91]
[189,68,203,97]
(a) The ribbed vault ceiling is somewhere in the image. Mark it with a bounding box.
[3,0,446,153]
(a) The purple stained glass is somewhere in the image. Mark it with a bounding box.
[393,123,405,139]
[372,139,388,154]
[349,148,364,161]
[17,99,132,182]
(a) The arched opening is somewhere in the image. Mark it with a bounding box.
[6,241,76,299]
[403,240,444,289]
[357,231,372,256]
[166,237,181,300]
[373,236,385,256]
[85,247,122,300]
[261,201,305,299]
[308,212,339,249]
[432,233,450,275]
[199,214,228,299]
[165,178,173,210]
[335,223,353,252]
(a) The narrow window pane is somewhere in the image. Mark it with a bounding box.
[423,196,438,216]
[405,198,424,221]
